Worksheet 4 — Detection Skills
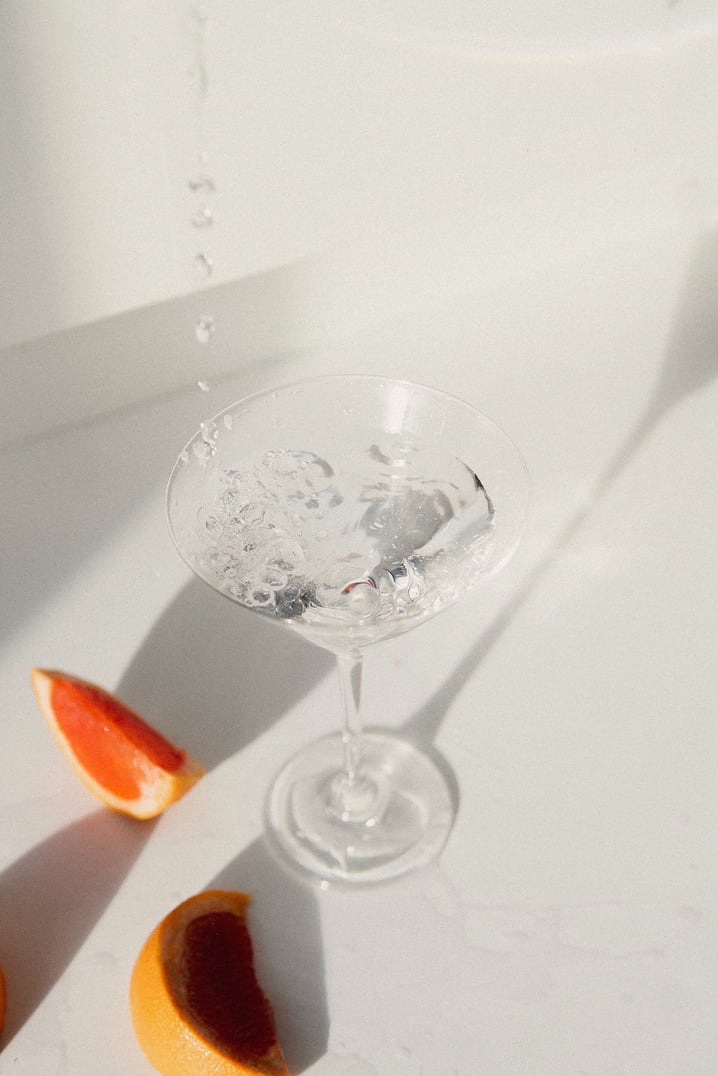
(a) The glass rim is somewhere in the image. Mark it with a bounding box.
[166,372,528,485]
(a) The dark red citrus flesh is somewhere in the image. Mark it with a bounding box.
[175,911,278,1065]
[50,677,186,799]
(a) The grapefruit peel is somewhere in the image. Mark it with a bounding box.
[130,890,289,1076]
[30,668,204,819]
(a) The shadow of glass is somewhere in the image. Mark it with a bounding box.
[402,224,718,753]
[208,837,328,1074]
[116,578,333,772]
[647,225,718,418]
[0,810,154,1047]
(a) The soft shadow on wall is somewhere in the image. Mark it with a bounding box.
[402,225,718,749]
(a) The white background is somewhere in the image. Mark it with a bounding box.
[2,1,717,350]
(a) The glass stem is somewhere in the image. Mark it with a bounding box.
[337,648,363,784]
[329,648,381,823]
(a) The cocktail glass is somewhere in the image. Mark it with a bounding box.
[167,376,528,884]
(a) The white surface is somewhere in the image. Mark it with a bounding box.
[2,211,718,1075]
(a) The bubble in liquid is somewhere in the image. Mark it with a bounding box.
[194,253,213,279]
[195,315,215,343]
[251,589,274,607]
[236,502,265,526]
[264,569,288,590]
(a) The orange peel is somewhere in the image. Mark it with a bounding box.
[130,890,289,1076]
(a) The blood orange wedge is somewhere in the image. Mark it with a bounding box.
[130,890,289,1076]
[30,669,204,819]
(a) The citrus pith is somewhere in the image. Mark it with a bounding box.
[130,890,289,1076]
[30,668,204,819]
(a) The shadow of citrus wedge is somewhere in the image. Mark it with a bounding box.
[0,810,155,1048]
[130,888,290,1076]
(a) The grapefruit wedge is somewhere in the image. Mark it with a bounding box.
[30,669,204,819]
[0,962,6,1035]
[130,890,289,1076]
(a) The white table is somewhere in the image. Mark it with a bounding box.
[2,215,717,1074]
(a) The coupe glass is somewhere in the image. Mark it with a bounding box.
[167,376,528,884]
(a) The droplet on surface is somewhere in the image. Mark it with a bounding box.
[200,419,218,445]
[192,439,214,462]
[195,420,219,459]
[197,379,211,392]
[195,315,215,344]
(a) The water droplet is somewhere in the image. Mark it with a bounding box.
[264,570,288,590]
[188,173,216,193]
[195,315,215,343]
[192,206,213,228]
[197,379,210,392]
[223,413,234,431]
[196,419,218,457]
[192,439,213,461]
[194,252,213,279]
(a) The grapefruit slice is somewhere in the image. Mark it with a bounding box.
[130,890,289,1076]
[0,962,6,1035]
[30,669,204,819]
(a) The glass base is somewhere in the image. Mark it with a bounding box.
[265,732,453,884]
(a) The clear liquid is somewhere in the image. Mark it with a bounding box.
[193,440,495,647]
